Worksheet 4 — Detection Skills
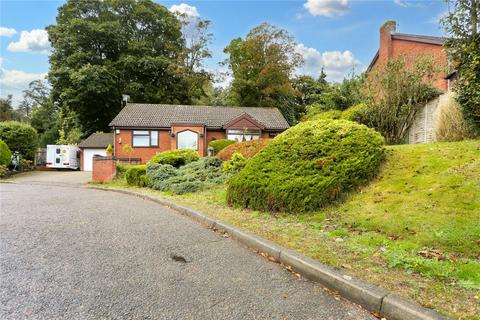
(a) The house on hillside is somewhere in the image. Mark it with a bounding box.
[368,21,456,144]
[108,103,290,163]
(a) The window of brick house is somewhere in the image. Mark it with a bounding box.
[132,130,158,147]
[177,130,198,150]
[227,129,260,142]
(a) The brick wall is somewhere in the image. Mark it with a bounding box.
[372,21,448,92]
[113,127,280,161]
[92,157,116,182]
[171,125,206,157]
[114,129,170,163]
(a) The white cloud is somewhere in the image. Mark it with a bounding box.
[393,0,408,7]
[169,3,200,17]
[0,27,17,37]
[0,67,46,105]
[304,0,349,17]
[295,44,359,82]
[7,29,51,54]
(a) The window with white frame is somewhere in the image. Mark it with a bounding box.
[177,130,198,150]
[226,129,260,142]
[132,130,158,147]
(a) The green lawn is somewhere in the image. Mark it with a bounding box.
[99,140,480,319]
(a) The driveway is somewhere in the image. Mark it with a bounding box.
[0,182,374,319]
[4,170,91,186]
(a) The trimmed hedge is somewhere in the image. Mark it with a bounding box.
[125,165,148,187]
[148,149,199,168]
[146,157,225,194]
[223,152,247,177]
[208,139,236,154]
[341,103,368,122]
[308,110,342,121]
[217,139,271,161]
[226,120,385,212]
[0,121,38,160]
[0,140,12,166]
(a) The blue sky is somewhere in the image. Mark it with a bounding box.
[0,0,448,105]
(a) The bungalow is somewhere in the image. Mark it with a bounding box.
[108,103,290,163]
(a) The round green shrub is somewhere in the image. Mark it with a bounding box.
[223,152,247,177]
[148,149,199,168]
[208,139,236,155]
[0,121,38,160]
[226,120,385,212]
[308,110,342,121]
[341,103,368,122]
[125,165,147,187]
[0,140,12,166]
[0,165,8,178]
[217,139,271,161]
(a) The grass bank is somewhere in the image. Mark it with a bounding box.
[97,140,480,319]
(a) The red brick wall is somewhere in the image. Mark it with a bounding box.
[114,129,171,163]
[79,149,84,171]
[92,157,116,182]
[391,40,448,91]
[206,130,226,144]
[113,127,282,161]
[372,22,448,92]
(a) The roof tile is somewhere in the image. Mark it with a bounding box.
[109,104,290,130]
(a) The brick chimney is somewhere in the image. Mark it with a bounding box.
[379,21,396,63]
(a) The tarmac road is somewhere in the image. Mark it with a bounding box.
[0,176,374,319]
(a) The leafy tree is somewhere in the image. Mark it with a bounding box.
[0,96,14,121]
[223,23,304,123]
[442,0,480,134]
[302,75,364,120]
[57,107,83,145]
[172,10,213,103]
[47,0,207,133]
[361,56,439,144]
[20,80,60,146]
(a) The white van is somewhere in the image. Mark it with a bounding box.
[46,145,80,170]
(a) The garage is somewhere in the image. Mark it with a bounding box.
[78,133,113,171]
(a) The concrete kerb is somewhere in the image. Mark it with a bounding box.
[88,186,450,320]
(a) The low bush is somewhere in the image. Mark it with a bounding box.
[341,103,368,122]
[0,140,12,166]
[217,139,271,161]
[208,139,236,155]
[148,149,199,168]
[0,165,8,178]
[227,120,385,212]
[434,93,469,142]
[115,163,129,178]
[0,121,38,160]
[125,165,148,187]
[223,152,247,177]
[307,110,342,121]
[146,157,225,194]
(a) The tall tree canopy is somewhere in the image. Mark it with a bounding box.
[48,0,208,133]
[223,23,303,123]
[442,0,480,134]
